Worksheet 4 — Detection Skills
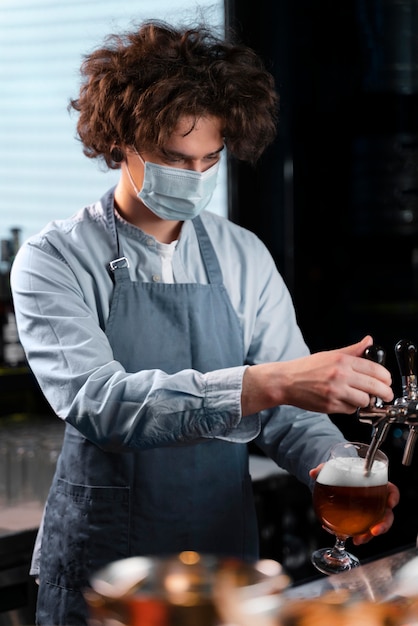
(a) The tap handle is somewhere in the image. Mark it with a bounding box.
[402,426,418,466]
[395,339,417,377]
[395,339,418,399]
[364,345,386,365]
[361,345,389,475]
[363,344,386,409]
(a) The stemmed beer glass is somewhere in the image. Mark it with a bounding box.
[311,441,388,575]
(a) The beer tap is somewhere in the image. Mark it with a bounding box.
[394,339,418,465]
[357,339,418,474]
[358,345,393,475]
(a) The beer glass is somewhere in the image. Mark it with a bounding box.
[311,441,388,575]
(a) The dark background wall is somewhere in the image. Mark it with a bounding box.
[226,0,418,580]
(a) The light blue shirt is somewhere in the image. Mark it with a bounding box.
[11,187,345,487]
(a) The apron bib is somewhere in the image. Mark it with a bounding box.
[36,215,258,625]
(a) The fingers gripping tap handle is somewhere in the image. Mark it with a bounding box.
[364,345,386,409]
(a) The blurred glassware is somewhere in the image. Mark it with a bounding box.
[213,557,291,626]
[85,551,291,626]
[0,415,64,507]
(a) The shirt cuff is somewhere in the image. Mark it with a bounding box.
[202,365,261,443]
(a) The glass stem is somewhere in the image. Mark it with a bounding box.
[333,536,347,556]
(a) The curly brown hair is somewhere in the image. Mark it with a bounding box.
[69,20,279,169]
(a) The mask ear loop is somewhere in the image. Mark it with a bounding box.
[132,146,146,166]
[125,162,140,195]
[125,147,145,195]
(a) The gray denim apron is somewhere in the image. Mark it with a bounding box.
[35,212,258,625]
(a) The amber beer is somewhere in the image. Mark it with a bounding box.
[313,456,388,538]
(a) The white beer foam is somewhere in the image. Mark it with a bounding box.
[317,457,388,487]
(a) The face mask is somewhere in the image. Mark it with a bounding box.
[127,151,220,221]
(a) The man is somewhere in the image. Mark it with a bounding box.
[11,20,398,625]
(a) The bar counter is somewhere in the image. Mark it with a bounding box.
[283,543,418,603]
[276,544,418,626]
[1,408,417,624]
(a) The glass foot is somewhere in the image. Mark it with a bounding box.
[311,547,360,575]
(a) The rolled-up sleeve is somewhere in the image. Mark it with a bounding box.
[10,234,249,451]
[11,206,345,469]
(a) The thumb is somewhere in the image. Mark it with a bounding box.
[337,335,373,358]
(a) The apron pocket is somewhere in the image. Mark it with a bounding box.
[40,477,130,589]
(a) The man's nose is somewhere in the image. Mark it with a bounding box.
[186,160,205,172]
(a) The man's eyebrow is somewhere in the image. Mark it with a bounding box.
[206,145,225,157]
[161,145,225,159]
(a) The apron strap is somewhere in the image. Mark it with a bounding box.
[104,187,223,286]
[192,215,224,285]
[108,256,131,283]
[101,187,132,283]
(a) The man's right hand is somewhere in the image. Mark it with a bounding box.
[241,335,393,416]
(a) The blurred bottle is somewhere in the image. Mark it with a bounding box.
[0,227,26,367]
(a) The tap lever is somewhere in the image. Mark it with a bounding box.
[358,406,389,425]
[395,339,418,401]
[363,345,386,409]
[364,345,386,366]
[360,345,389,475]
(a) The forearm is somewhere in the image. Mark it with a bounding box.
[11,242,249,449]
[241,338,394,417]
[241,362,286,416]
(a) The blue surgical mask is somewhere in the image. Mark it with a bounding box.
[127,150,220,221]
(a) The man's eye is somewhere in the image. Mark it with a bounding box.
[164,156,184,163]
